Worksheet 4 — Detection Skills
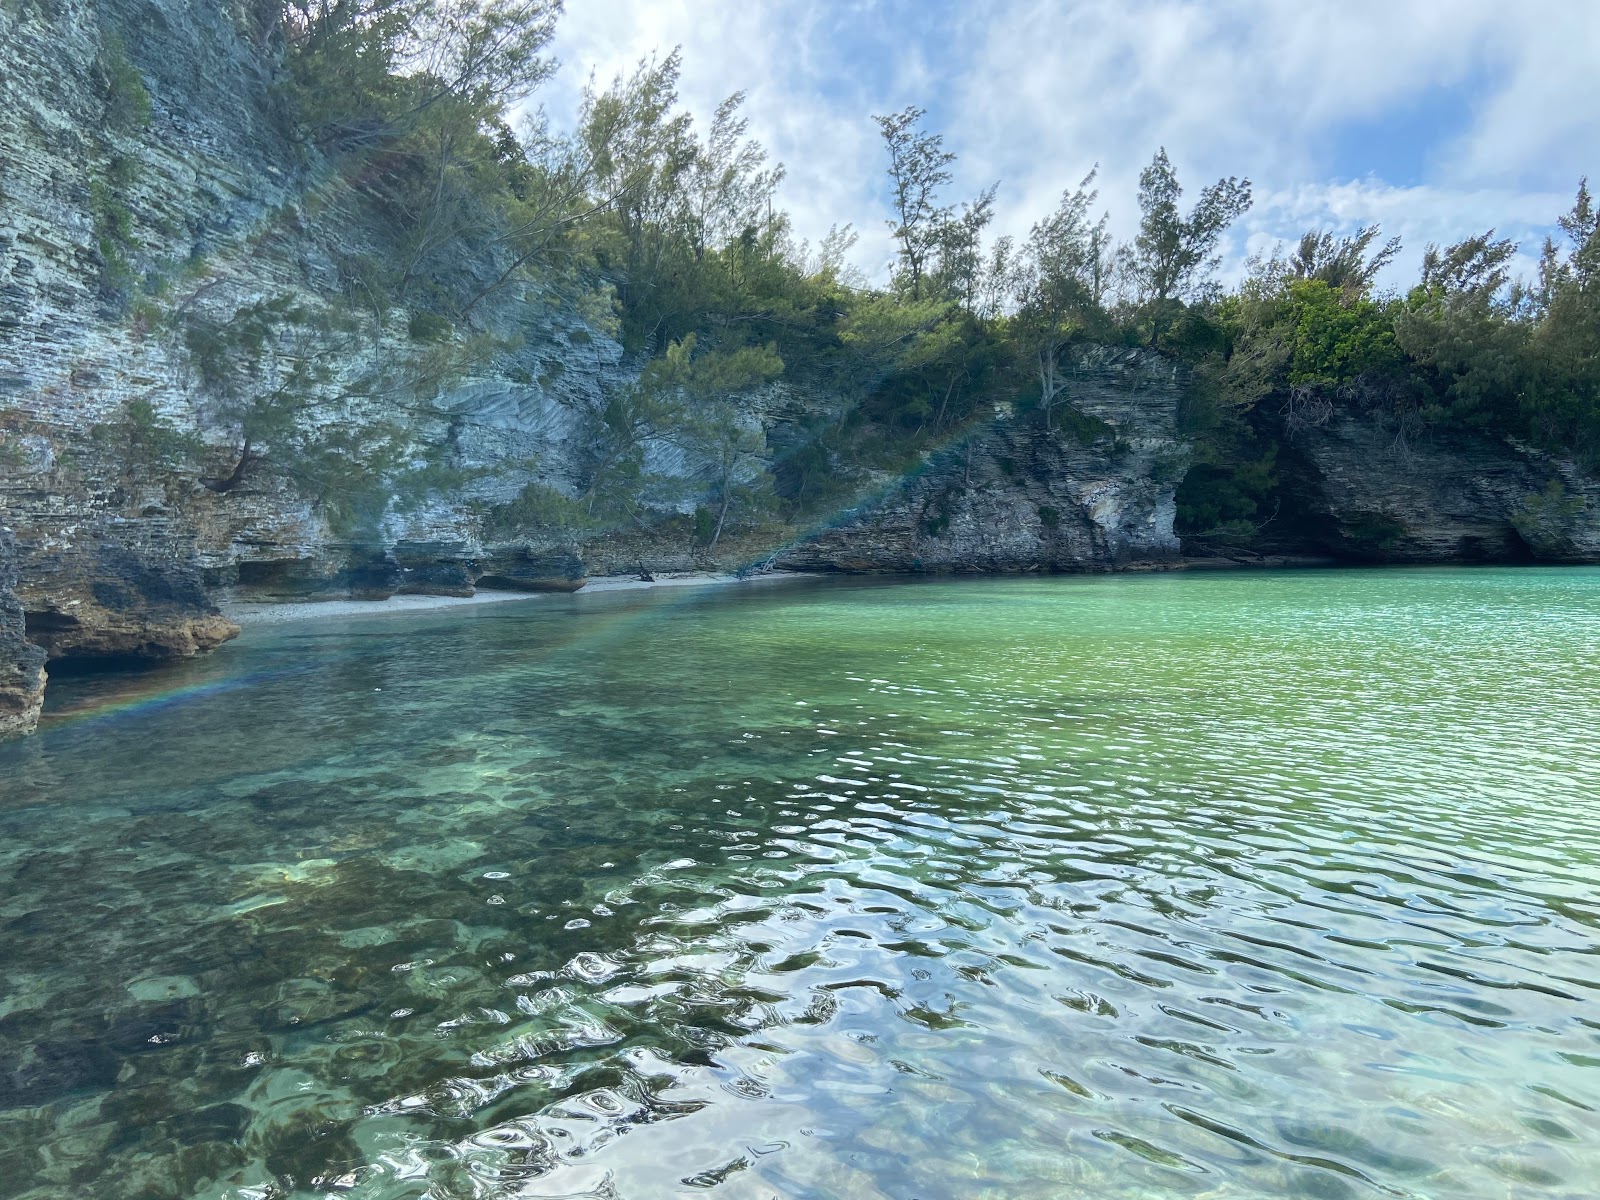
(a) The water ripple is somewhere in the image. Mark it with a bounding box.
[1,569,1598,1198]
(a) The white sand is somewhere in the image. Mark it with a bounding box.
[221,571,812,626]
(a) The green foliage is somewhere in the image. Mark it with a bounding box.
[1175,446,1278,538]
[1008,170,1117,428]
[91,396,204,476]
[88,155,142,301]
[1524,180,1600,463]
[166,10,1599,553]
[176,292,486,538]
[1284,279,1401,387]
[407,311,453,342]
[639,334,783,548]
[390,458,485,512]
[873,106,955,301]
[278,1,558,149]
[1287,226,1401,299]
[286,420,417,538]
[100,33,152,131]
[692,505,716,545]
[1342,510,1408,553]
[482,482,601,539]
[1051,401,1113,446]
[642,332,782,399]
[1131,148,1252,307]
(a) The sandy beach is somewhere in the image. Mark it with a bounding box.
[220,571,813,625]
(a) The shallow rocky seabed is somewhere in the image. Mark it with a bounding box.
[1,568,1598,1199]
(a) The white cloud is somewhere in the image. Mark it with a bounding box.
[533,0,1598,288]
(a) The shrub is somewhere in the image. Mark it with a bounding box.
[693,505,716,545]
[408,311,453,343]
[101,34,152,131]
[482,483,599,539]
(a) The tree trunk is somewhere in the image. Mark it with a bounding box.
[1038,347,1060,431]
[933,373,958,432]
[203,436,254,493]
[709,478,733,551]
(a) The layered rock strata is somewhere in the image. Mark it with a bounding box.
[13,517,238,663]
[1289,413,1600,563]
[0,532,47,738]
[780,348,1188,573]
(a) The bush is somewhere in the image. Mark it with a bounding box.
[693,505,716,545]
[85,154,143,303]
[482,483,599,540]
[1053,403,1113,446]
[91,396,203,475]
[1342,510,1407,553]
[1286,280,1401,387]
[408,311,453,343]
[101,34,152,131]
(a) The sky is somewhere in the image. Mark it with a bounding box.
[535,0,1599,290]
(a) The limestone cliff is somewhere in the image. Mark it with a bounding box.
[0,531,47,738]
[0,0,632,645]
[1277,411,1600,563]
[0,3,1190,680]
[780,347,1187,573]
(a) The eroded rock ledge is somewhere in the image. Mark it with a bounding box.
[14,518,238,664]
[1290,413,1600,563]
[1,532,47,739]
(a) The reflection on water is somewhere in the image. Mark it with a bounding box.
[1,568,1598,1199]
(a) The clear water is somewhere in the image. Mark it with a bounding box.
[2,568,1599,1200]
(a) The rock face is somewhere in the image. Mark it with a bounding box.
[780,348,1189,573]
[0,4,1191,648]
[1288,412,1600,563]
[4,0,1597,736]
[0,532,48,738]
[14,517,238,662]
[0,0,627,653]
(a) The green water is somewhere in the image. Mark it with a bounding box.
[2,568,1599,1199]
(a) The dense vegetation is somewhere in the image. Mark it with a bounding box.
[101,1,1600,549]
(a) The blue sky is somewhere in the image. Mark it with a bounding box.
[539,0,1598,290]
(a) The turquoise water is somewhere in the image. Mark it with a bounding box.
[2,568,1599,1199]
